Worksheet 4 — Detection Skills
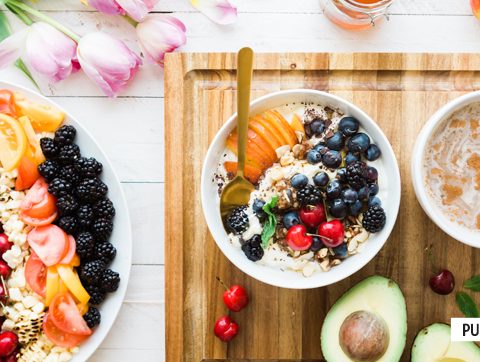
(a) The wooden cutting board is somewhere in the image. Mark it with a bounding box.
[164,53,480,362]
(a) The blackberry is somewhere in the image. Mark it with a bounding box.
[58,165,81,185]
[94,242,116,265]
[296,184,322,205]
[76,231,95,261]
[38,160,59,182]
[57,144,80,165]
[39,138,59,159]
[85,284,106,305]
[362,205,386,233]
[56,194,78,216]
[91,218,113,242]
[100,269,120,293]
[75,157,103,178]
[76,178,108,203]
[54,125,76,145]
[56,216,77,235]
[346,161,367,190]
[94,199,115,220]
[83,307,101,328]
[80,260,106,285]
[241,235,264,262]
[226,206,249,234]
[77,204,94,228]
[48,178,72,198]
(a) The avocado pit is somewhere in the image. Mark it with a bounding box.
[339,310,389,362]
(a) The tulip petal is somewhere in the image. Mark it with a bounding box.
[88,0,125,15]
[190,0,237,25]
[116,0,158,22]
[0,28,28,70]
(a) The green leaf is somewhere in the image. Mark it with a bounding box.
[456,292,479,318]
[260,195,279,249]
[464,276,480,292]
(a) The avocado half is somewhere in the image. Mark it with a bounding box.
[321,275,407,362]
[411,323,480,362]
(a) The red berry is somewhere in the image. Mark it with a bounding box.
[3,349,18,362]
[0,261,11,279]
[299,204,326,228]
[0,332,18,357]
[0,284,8,304]
[223,285,248,312]
[214,316,238,342]
[286,225,313,251]
[0,235,12,257]
[429,270,455,295]
[317,220,344,248]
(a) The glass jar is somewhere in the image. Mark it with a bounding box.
[324,0,393,31]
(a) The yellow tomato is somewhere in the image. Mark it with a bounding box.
[18,116,45,165]
[14,92,65,132]
[45,266,60,307]
[57,265,90,305]
[0,113,27,171]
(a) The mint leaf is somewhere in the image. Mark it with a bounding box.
[261,195,278,249]
[456,292,479,318]
[464,276,480,292]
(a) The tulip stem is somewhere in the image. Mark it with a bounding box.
[6,0,81,42]
[123,15,138,27]
[5,3,33,26]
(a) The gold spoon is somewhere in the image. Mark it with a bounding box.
[220,47,255,226]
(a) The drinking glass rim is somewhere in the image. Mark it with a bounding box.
[337,0,393,12]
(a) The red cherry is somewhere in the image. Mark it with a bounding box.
[0,235,12,257]
[317,220,344,248]
[0,284,8,303]
[286,225,313,251]
[299,204,326,228]
[214,316,238,342]
[3,349,18,362]
[223,285,248,312]
[0,261,11,279]
[0,332,17,357]
[429,270,455,295]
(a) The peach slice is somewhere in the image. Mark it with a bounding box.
[249,118,282,151]
[252,115,289,147]
[226,131,272,170]
[224,161,262,184]
[263,110,297,148]
[290,113,305,138]
[247,128,277,164]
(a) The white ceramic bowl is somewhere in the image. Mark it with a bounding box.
[0,81,132,361]
[201,89,401,289]
[412,91,480,247]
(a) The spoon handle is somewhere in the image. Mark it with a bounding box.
[236,47,254,178]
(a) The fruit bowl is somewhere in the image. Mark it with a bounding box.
[0,80,132,361]
[201,89,401,289]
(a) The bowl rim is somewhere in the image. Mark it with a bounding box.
[201,89,401,289]
[411,90,480,247]
[0,80,133,360]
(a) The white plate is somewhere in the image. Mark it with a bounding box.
[0,81,132,361]
[201,89,401,289]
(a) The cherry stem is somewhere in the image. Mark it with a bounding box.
[425,244,437,274]
[216,276,229,292]
[307,233,333,242]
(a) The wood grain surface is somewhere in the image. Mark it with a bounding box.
[164,53,480,362]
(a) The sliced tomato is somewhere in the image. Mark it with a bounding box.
[49,292,92,336]
[43,312,89,348]
[25,251,47,298]
[19,211,57,227]
[0,90,17,116]
[27,225,69,266]
[15,156,40,191]
[20,178,57,220]
[58,236,76,265]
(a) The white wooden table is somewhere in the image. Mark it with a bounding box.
[0,0,479,360]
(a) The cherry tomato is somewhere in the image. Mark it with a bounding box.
[43,312,89,348]
[0,90,17,117]
[25,252,47,298]
[15,156,40,191]
[27,225,69,266]
[58,236,76,265]
[20,178,57,220]
[49,292,92,336]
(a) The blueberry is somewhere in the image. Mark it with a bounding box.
[304,123,313,138]
[322,150,342,168]
[345,152,360,165]
[326,180,342,200]
[336,168,347,183]
[366,166,378,183]
[310,119,325,135]
[333,243,348,258]
[283,211,301,229]
[329,199,347,219]
[368,196,382,207]
[307,150,322,164]
[342,189,358,204]
[347,133,370,153]
[291,173,309,189]
[348,200,363,216]
[364,144,381,161]
[339,116,359,137]
[314,143,327,153]
[326,131,345,151]
[357,186,371,201]
[313,172,329,187]
[252,199,266,218]
[310,236,324,252]
[368,183,379,195]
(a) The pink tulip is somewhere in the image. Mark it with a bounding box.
[0,22,78,82]
[88,0,158,21]
[190,0,237,25]
[136,15,186,66]
[76,32,142,97]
